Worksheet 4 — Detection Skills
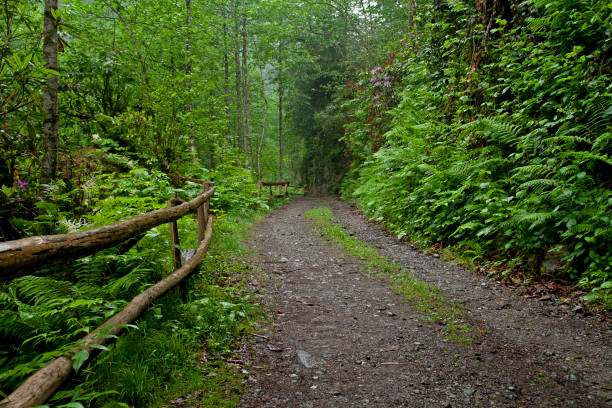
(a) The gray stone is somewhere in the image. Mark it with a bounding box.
[297,350,325,368]
[181,249,197,263]
[542,247,566,272]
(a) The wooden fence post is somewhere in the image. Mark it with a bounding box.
[167,199,181,270]
[197,184,210,244]
[284,183,288,197]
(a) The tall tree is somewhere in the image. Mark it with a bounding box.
[241,0,253,169]
[232,0,244,158]
[40,0,59,186]
[186,0,196,157]
[277,39,284,181]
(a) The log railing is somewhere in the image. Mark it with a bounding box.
[0,175,214,408]
[257,180,290,197]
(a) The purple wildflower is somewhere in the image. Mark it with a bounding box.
[16,180,28,191]
[370,76,377,83]
[373,93,381,100]
[384,80,391,87]
[374,81,381,87]
[370,66,381,74]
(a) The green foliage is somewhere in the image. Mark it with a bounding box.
[0,164,267,404]
[340,0,612,306]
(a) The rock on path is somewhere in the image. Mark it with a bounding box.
[239,197,611,408]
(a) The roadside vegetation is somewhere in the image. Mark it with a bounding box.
[0,166,285,405]
[336,1,611,307]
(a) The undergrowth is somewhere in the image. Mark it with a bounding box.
[338,0,612,309]
[305,206,475,344]
[0,167,288,406]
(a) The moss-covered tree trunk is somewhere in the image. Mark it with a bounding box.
[40,0,59,186]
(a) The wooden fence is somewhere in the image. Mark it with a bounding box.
[257,180,290,197]
[0,176,214,408]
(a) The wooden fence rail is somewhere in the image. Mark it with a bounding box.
[257,180,290,197]
[0,183,213,280]
[0,175,214,408]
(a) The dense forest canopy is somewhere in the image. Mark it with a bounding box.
[0,0,610,404]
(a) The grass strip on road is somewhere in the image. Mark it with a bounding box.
[305,206,477,344]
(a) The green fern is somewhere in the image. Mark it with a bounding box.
[526,17,550,33]
[570,223,596,234]
[585,99,612,139]
[467,118,521,146]
[511,164,551,180]
[11,276,73,304]
[592,132,611,154]
[519,178,561,193]
[514,212,558,230]
[104,266,156,298]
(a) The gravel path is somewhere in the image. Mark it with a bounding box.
[239,197,611,408]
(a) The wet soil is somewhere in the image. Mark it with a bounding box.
[239,197,611,408]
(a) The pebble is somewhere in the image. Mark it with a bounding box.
[297,350,325,368]
[463,389,475,396]
[539,295,551,301]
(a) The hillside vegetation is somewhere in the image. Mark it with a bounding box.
[338,0,612,307]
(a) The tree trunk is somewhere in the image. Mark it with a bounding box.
[278,40,284,181]
[186,0,196,158]
[232,0,243,157]
[257,65,268,180]
[40,0,59,186]
[223,8,231,143]
[241,0,252,169]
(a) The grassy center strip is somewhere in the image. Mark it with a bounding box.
[304,206,476,344]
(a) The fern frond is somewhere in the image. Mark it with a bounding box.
[467,118,521,146]
[570,223,596,234]
[514,212,557,229]
[592,132,611,154]
[511,164,551,180]
[519,178,561,192]
[526,17,550,33]
[103,266,155,297]
[585,99,612,138]
[559,151,611,166]
[542,135,590,146]
[559,165,580,177]
[11,277,73,304]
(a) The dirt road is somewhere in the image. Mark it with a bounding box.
[239,197,611,408]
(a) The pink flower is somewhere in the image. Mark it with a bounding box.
[370,66,381,74]
[384,80,391,87]
[373,93,381,100]
[16,180,28,191]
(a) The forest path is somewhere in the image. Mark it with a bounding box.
[239,197,611,408]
